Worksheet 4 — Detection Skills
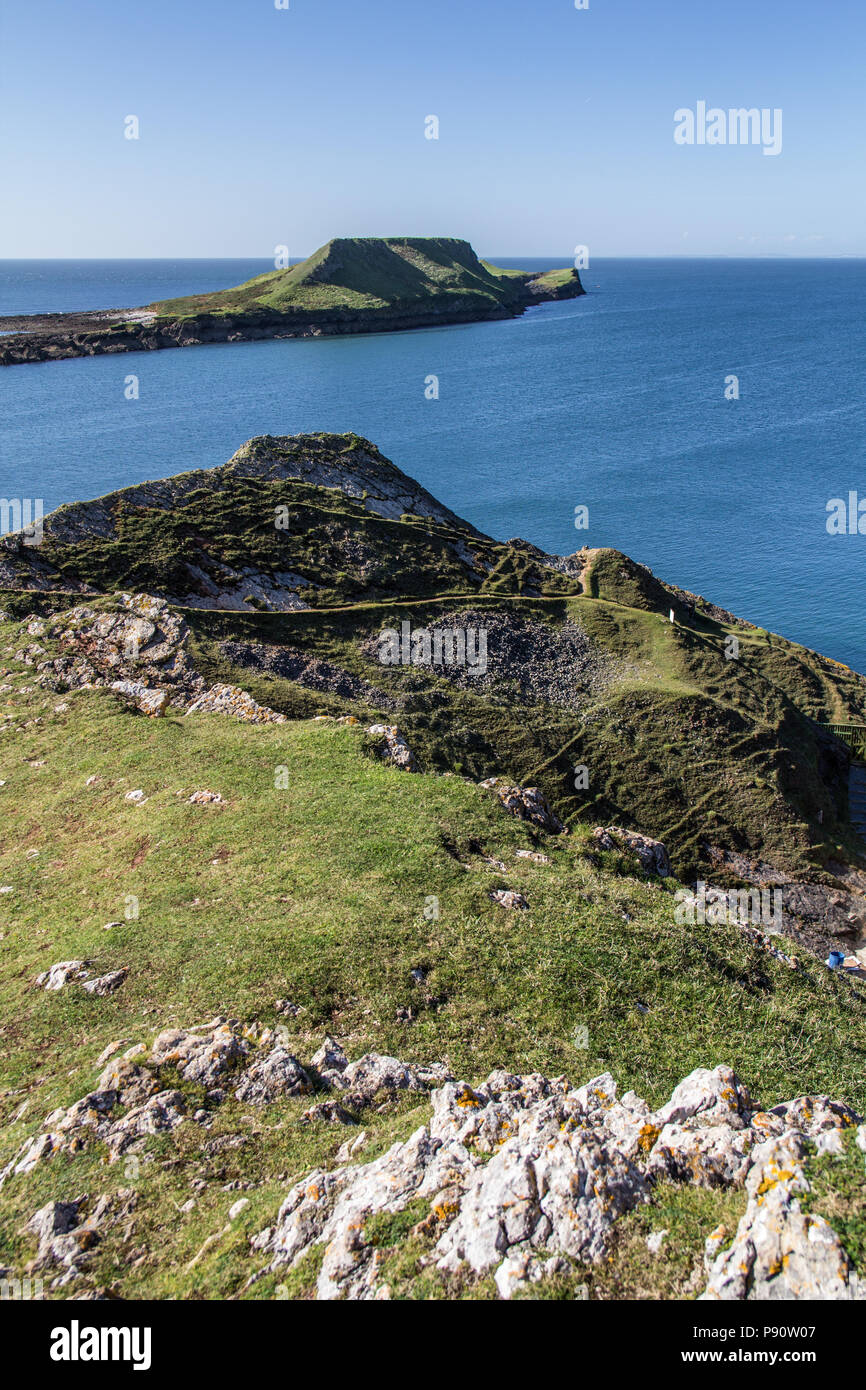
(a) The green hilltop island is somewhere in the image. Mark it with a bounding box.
[1,433,865,1302]
[0,237,585,366]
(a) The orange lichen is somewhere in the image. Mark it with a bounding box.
[638,1123,661,1154]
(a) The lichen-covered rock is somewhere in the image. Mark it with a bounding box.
[233,1049,312,1105]
[103,1090,188,1159]
[592,825,671,877]
[767,1095,862,1138]
[648,1121,755,1188]
[701,1133,865,1300]
[34,960,91,991]
[480,778,564,834]
[251,1060,865,1301]
[366,724,419,772]
[334,1053,452,1108]
[185,683,286,724]
[110,679,169,716]
[150,1023,250,1088]
[252,1067,647,1299]
[0,1131,62,1187]
[433,1125,647,1276]
[495,1251,572,1299]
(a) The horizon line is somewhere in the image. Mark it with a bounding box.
[1,253,863,263]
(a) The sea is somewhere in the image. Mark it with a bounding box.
[0,256,863,673]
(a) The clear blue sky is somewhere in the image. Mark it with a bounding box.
[0,0,863,258]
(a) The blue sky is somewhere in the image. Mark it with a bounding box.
[0,0,863,258]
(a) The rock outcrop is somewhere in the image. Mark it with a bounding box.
[480,778,565,834]
[366,724,420,772]
[251,1062,864,1301]
[27,595,203,710]
[0,1022,453,1190]
[15,597,290,726]
[4,1012,864,1302]
[592,825,671,877]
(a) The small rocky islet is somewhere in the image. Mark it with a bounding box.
[0,236,585,367]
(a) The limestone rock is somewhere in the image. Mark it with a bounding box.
[366,724,419,772]
[480,778,565,834]
[185,683,286,724]
[25,1190,136,1288]
[301,1101,356,1126]
[648,1121,755,1187]
[81,968,128,997]
[592,825,671,877]
[110,679,169,716]
[490,888,529,910]
[702,1133,865,1300]
[654,1064,754,1128]
[251,1059,864,1301]
[767,1095,862,1138]
[233,1049,312,1105]
[335,1053,453,1108]
[311,1035,349,1076]
[34,960,91,991]
[150,1023,250,1088]
[34,595,203,709]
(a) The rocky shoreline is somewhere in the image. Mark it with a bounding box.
[0,272,585,367]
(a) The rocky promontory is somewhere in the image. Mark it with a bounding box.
[0,237,585,366]
[1,431,865,1303]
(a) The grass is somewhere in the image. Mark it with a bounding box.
[180,582,866,879]
[1,632,865,1298]
[1,448,865,1299]
[150,237,581,323]
[7,465,865,886]
[801,1131,866,1276]
[32,478,579,609]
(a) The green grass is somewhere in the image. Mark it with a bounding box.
[1,637,865,1298]
[31,476,579,609]
[150,237,576,322]
[801,1132,866,1276]
[181,584,865,879]
[8,472,865,885]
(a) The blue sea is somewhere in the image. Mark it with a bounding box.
[0,257,864,673]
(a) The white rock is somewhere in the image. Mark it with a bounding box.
[34,960,91,991]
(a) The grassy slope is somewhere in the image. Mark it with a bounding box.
[151,237,571,321]
[183,587,865,879]
[6,464,865,881]
[1,642,865,1297]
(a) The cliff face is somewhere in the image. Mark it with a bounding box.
[0,237,586,365]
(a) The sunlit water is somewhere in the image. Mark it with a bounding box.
[1,256,864,672]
